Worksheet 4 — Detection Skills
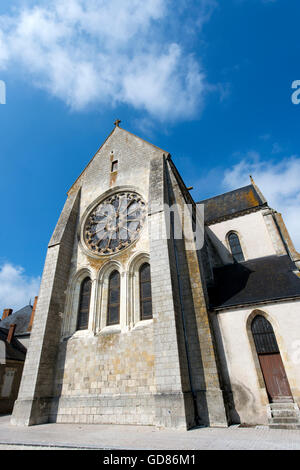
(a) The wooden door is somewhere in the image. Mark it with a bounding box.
[251,315,293,403]
[259,353,293,402]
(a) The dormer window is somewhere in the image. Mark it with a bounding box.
[228,232,244,262]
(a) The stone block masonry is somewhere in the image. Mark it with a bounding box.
[11,190,81,425]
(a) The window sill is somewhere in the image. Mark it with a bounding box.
[133,318,153,330]
[63,329,94,342]
[99,325,121,336]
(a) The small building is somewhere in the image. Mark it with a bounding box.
[0,297,37,349]
[0,325,26,414]
[0,298,37,414]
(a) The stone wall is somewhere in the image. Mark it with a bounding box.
[49,128,164,425]
[207,209,284,264]
[0,362,24,414]
[11,189,81,425]
[51,322,155,425]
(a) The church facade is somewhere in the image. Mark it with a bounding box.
[11,124,300,429]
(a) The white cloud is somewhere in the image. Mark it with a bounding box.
[0,263,40,314]
[271,143,283,154]
[223,154,300,250]
[0,0,216,121]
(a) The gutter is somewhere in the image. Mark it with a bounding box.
[212,294,300,313]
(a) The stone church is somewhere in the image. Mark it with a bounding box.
[11,122,300,429]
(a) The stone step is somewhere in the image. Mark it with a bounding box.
[271,409,298,418]
[269,417,300,424]
[271,397,294,401]
[269,423,300,430]
[267,402,300,429]
[269,402,296,409]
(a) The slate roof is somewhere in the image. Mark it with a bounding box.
[0,328,27,362]
[199,184,267,224]
[0,305,32,336]
[208,255,300,310]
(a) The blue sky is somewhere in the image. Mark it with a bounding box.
[0,0,300,311]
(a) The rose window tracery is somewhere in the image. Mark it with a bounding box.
[84,192,146,255]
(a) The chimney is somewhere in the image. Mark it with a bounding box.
[7,324,16,344]
[2,309,13,320]
[28,296,38,332]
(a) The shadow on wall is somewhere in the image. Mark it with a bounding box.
[210,314,241,425]
[166,172,219,428]
[206,226,234,266]
[171,229,210,427]
[203,228,245,425]
[49,244,80,423]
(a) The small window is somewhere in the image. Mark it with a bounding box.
[111,160,118,172]
[139,263,153,320]
[77,277,92,330]
[228,232,244,262]
[107,271,120,325]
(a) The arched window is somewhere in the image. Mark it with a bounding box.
[251,315,279,355]
[77,277,92,330]
[139,263,153,320]
[107,271,120,325]
[228,232,244,262]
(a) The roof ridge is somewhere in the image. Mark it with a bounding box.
[198,184,257,204]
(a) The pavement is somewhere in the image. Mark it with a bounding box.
[0,414,300,450]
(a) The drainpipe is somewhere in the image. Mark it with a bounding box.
[164,158,200,425]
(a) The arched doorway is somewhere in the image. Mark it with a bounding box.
[251,315,293,402]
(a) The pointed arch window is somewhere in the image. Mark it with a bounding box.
[228,232,244,262]
[107,271,120,326]
[77,277,92,330]
[251,315,279,355]
[139,263,153,320]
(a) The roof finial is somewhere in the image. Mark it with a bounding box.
[249,174,267,205]
[114,119,121,127]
